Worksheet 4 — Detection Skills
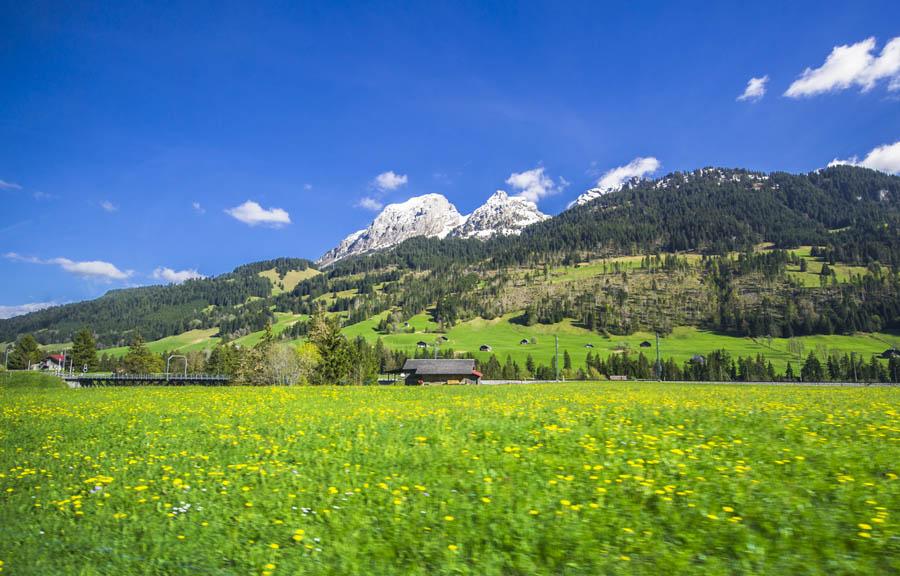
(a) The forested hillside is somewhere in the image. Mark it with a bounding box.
[0,258,314,347]
[3,166,900,350]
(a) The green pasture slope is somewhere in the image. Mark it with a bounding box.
[0,382,897,574]
[101,313,309,358]
[85,307,900,372]
[344,312,900,371]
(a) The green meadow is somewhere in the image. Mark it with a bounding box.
[1,376,897,575]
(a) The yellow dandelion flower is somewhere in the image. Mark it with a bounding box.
[268,543,280,549]
[448,544,459,552]
[444,515,454,522]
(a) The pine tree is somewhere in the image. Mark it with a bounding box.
[525,354,536,375]
[123,333,163,373]
[8,334,41,370]
[308,312,352,384]
[71,327,99,373]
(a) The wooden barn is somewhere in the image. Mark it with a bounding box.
[401,359,481,385]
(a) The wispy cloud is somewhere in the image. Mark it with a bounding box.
[0,302,58,320]
[356,196,384,211]
[0,179,22,190]
[505,167,567,203]
[192,201,206,214]
[737,75,769,101]
[32,191,58,201]
[372,171,408,192]
[100,200,118,213]
[785,36,900,97]
[225,200,291,228]
[596,157,660,192]
[828,140,900,174]
[4,252,133,281]
[152,267,205,284]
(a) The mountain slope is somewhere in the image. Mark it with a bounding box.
[451,191,549,239]
[0,258,315,347]
[318,194,464,266]
[5,165,900,348]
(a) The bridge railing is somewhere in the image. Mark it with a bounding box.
[65,373,231,383]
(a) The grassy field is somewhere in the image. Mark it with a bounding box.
[0,377,897,574]
[0,371,65,388]
[343,313,900,371]
[785,246,870,287]
[99,314,309,358]
[259,268,320,296]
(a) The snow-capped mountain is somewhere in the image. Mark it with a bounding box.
[568,177,644,208]
[318,194,465,266]
[318,191,551,265]
[451,191,548,239]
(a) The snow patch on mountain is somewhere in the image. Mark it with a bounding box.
[318,194,464,266]
[452,191,548,239]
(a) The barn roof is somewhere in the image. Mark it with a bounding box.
[402,359,477,375]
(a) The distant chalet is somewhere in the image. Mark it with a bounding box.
[400,359,481,385]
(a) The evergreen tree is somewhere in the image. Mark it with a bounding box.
[308,312,352,384]
[784,362,795,381]
[8,334,41,370]
[123,333,164,373]
[800,352,823,382]
[525,354,536,375]
[71,327,99,372]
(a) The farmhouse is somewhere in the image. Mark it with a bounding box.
[35,354,65,372]
[519,339,530,345]
[479,344,492,352]
[401,359,481,385]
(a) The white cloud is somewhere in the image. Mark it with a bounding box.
[152,267,205,284]
[225,200,291,228]
[596,157,661,192]
[192,201,205,214]
[737,75,769,101]
[100,200,118,213]
[304,183,313,191]
[356,196,384,211]
[505,167,567,203]
[372,171,408,191]
[32,191,57,201]
[0,302,57,319]
[4,252,133,281]
[828,140,900,174]
[785,36,900,97]
[50,258,132,280]
[0,179,22,190]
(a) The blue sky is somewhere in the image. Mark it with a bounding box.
[2,1,899,315]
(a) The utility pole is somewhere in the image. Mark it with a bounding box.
[655,331,661,381]
[4,345,12,370]
[555,335,560,381]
